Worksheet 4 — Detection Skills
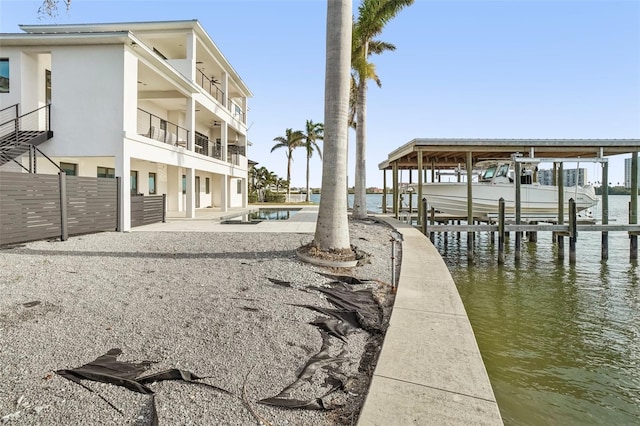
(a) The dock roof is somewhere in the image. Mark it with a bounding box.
[379,138,640,170]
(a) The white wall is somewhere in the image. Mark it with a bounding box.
[229,177,243,207]
[42,45,125,157]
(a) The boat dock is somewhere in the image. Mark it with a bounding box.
[379,139,640,262]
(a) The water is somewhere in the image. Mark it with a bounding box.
[309,192,396,212]
[249,208,301,220]
[312,193,639,425]
[440,195,639,425]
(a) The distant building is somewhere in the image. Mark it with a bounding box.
[538,168,588,186]
[624,157,640,188]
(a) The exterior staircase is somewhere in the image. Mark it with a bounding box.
[0,104,53,167]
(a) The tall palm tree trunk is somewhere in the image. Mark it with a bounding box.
[306,154,311,202]
[287,154,292,199]
[314,0,352,252]
[353,76,368,219]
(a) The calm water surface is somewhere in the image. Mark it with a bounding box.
[440,195,639,425]
[313,193,639,425]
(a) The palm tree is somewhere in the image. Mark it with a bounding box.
[38,0,70,17]
[310,0,353,256]
[301,120,324,202]
[271,128,305,199]
[253,166,272,201]
[351,0,414,219]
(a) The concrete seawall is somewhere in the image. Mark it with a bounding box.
[357,217,503,425]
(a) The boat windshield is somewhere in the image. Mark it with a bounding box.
[496,164,510,178]
[481,166,497,182]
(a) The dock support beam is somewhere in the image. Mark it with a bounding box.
[515,160,522,262]
[392,161,399,219]
[382,169,387,214]
[569,198,577,263]
[417,154,423,225]
[408,169,413,223]
[466,151,474,261]
[631,152,638,260]
[498,198,505,265]
[422,198,428,236]
[601,161,609,260]
[557,162,565,260]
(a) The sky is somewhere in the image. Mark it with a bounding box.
[1,0,638,188]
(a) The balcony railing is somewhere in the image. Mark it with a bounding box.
[137,108,189,147]
[136,108,246,165]
[196,69,225,106]
[228,99,246,124]
[194,69,246,125]
[227,144,246,165]
[195,134,222,161]
[0,103,51,140]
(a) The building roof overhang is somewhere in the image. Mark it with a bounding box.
[3,20,251,98]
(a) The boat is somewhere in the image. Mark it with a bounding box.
[410,160,598,220]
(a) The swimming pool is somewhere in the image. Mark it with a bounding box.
[249,208,301,220]
[221,208,302,224]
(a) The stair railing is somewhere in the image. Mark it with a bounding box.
[0,104,51,143]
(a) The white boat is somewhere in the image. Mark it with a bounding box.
[410,160,597,220]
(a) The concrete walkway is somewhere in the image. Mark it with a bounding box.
[357,217,503,425]
[132,206,502,424]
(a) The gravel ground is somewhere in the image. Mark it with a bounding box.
[0,218,398,425]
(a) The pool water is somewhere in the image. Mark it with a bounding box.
[249,208,301,220]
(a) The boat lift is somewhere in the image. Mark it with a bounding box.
[378,139,639,263]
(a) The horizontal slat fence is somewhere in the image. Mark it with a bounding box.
[131,195,166,227]
[0,172,61,245]
[0,172,120,246]
[66,176,119,235]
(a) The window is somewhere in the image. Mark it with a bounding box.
[195,131,208,154]
[496,164,509,178]
[237,179,242,194]
[0,58,9,93]
[205,177,210,194]
[45,69,51,103]
[97,166,115,178]
[182,174,186,194]
[130,170,138,195]
[149,172,157,194]
[60,162,77,176]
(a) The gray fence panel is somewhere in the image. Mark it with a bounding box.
[131,195,165,227]
[66,176,118,235]
[0,172,61,245]
[0,171,119,246]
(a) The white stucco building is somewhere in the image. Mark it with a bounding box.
[0,20,252,230]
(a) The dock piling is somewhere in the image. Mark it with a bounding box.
[569,198,577,263]
[498,198,505,264]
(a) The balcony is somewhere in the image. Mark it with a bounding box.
[137,108,188,147]
[196,68,225,106]
[195,69,246,125]
[137,108,246,167]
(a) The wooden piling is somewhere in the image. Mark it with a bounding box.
[515,161,522,262]
[422,198,428,236]
[498,198,505,264]
[569,198,577,263]
[601,161,609,259]
[528,222,538,242]
[557,162,565,260]
[430,207,435,243]
[630,152,638,260]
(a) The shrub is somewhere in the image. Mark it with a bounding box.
[264,191,285,203]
